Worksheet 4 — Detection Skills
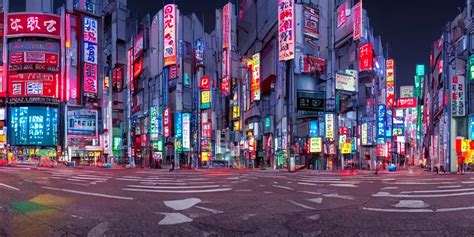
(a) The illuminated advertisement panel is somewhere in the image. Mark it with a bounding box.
[163,4,177,67]
[175,112,182,151]
[8,72,59,98]
[377,104,386,144]
[325,114,334,139]
[67,109,97,137]
[310,137,322,153]
[9,106,58,146]
[150,107,159,141]
[83,16,98,97]
[278,0,295,61]
[352,1,362,41]
[200,75,210,90]
[7,13,60,38]
[163,108,172,137]
[251,53,260,102]
[358,43,373,71]
[201,90,211,109]
[182,113,191,151]
[134,31,144,59]
[386,59,395,108]
[396,98,417,109]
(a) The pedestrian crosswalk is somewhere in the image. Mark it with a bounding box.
[44,170,112,185]
[118,174,233,194]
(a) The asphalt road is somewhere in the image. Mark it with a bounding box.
[1,166,474,237]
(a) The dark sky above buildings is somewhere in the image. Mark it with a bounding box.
[130,0,467,91]
[8,0,468,91]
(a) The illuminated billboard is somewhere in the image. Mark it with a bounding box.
[278,0,295,61]
[67,109,97,137]
[9,106,58,146]
[7,13,60,38]
[83,16,98,97]
[163,4,177,67]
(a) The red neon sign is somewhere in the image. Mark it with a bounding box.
[7,13,61,38]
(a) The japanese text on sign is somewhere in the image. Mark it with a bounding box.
[278,0,295,61]
[7,13,60,37]
[163,4,177,66]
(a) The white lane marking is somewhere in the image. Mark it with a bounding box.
[393,200,429,208]
[69,176,108,181]
[43,186,133,200]
[300,191,322,195]
[234,189,252,192]
[380,187,398,190]
[241,213,256,220]
[323,193,354,200]
[297,182,322,186]
[272,185,294,190]
[373,191,474,198]
[300,180,359,184]
[158,213,193,225]
[66,182,90,187]
[0,183,20,191]
[195,206,223,214]
[77,174,110,179]
[330,184,357,188]
[307,214,320,221]
[288,200,315,210]
[164,198,201,211]
[123,188,232,193]
[437,206,474,212]
[263,191,273,194]
[126,185,220,189]
[227,177,239,180]
[87,222,109,237]
[438,185,462,189]
[401,188,474,194]
[382,182,456,185]
[462,181,474,184]
[307,198,323,204]
[362,207,433,213]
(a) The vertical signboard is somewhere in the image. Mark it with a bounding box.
[278,0,295,61]
[251,53,260,102]
[325,114,334,139]
[163,4,177,67]
[221,3,232,96]
[358,43,372,71]
[182,113,191,151]
[303,5,319,40]
[163,108,171,137]
[309,120,318,137]
[83,16,98,96]
[377,105,386,144]
[361,123,368,145]
[150,107,158,140]
[175,112,182,151]
[452,75,465,117]
[386,108,393,141]
[337,3,346,28]
[352,1,362,41]
[386,59,395,108]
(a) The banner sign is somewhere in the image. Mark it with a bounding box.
[386,59,395,108]
[8,72,58,98]
[134,31,144,59]
[194,39,204,66]
[325,114,334,139]
[303,5,319,39]
[452,75,466,117]
[377,104,386,144]
[396,97,417,109]
[341,142,352,154]
[7,13,60,38]
[309,120,318,137]
[358,43,373,71]
[9,41,59,53]
[310,137,322,153]
[352,1,362,41]
[182,113,191,151]
[67,109,97,137]
[278,0,295,61]
[223,3,232,49]
[163,108,171,137]
[163,4,177,66]
[361,123,368,145]
[386,108,393,140]
[335,73,356,92]
[150,107,159,140]
[337,3,346,28]
[201,90,211,109]
[175,112,182,151]
[303,55,325,73]
[200,75,211,90]
[83,16,98,97]
[251,53,261,102]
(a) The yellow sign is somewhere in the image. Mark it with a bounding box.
[233,121,241,131]
[233,106,240,119]
[462,139,468,152]
[201,152,209,162]
[310,137,322,153]
[201,91,210,104]
[341,143,352,154]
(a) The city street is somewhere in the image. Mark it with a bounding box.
[1,167,473,236]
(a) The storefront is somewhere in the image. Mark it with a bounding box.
[69,148,103,166]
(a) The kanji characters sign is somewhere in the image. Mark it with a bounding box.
[358,43,373,71]
[396,98,417,109]
[278,0,295,61]
[452,75,466,117]
[163,4,177,67]
[7,13,60,37]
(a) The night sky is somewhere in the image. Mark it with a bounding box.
[129,0,467,92]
